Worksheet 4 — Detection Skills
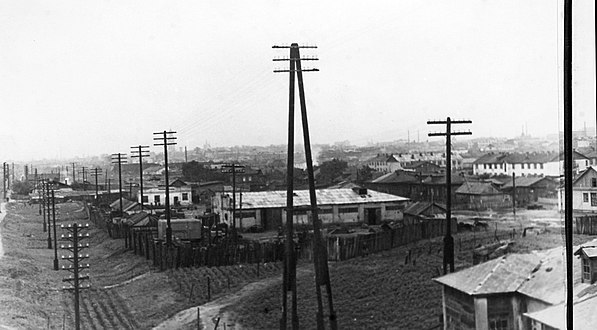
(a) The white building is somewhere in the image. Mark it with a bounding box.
[212,187,410,230]
[473,152,561,177]
[140,183,192,207]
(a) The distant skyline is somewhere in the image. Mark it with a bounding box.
[1,0,595,162]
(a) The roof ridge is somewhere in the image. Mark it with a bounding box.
[473,257,506,294]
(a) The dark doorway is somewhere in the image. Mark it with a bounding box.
[365,208,380,225]
[261,208,283,230]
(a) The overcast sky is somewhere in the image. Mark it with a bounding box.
[1,0,595,161]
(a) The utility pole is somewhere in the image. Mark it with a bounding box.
[61,223,90,330]
[428,117,472,275]
[52,189,59,270]
[35,168,41,216]
[90,168,103,205]
[42,180,47,232]
[78,167,88,191]
[130,145,150,211]
[71,163,76,184]
[221,163,245,230]
[153,131,177,247]
[2,162,6,200]
[563,0,573,328]
[46,181,53,249]
[512,172,516,215]
[274,43,336,330]
[111,153,127,217]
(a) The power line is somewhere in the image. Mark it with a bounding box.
[153,131,177,247]
[273,43,336,330]
[131,145,150,211]
[428,118,472,275]
[111,153,127,217]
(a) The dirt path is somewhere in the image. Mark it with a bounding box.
[153,268,312,330]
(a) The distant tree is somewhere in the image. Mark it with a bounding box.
[317,158,348,183]
[182,161,227,182]
[11,180,33,195]
[357,166,375,182]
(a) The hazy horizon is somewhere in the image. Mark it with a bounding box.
[1,0,595,162]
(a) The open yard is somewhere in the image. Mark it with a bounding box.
[0,201,592,329]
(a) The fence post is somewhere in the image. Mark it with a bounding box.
[207,276,211,301]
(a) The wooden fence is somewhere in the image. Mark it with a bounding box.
[575,215,597,235]
[326,219,457,261]
[128,227,285,269]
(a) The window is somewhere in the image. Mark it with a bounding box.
[530,319,542,330]
[591,193,597,206]
[182,193,188,201]
[534,163,537,169]
[489,316,508,330]
[142,196,149,203]
[540,164,544,169]
[339,207,359,213]
[484,164,488,169]
[592,178,597,187]
[582,258,591,281]
[584,193,589,203]
[154,195,161,204]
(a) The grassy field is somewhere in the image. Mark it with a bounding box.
[224,225,594,329]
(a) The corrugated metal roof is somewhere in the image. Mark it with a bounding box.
[232,188,409,209]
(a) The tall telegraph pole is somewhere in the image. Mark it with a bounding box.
[428,118,471,274]
[153,131,177,246]
[130,145,150,210]
[111,153,127,217]
[274,43,336,330]
[90,168,103,205]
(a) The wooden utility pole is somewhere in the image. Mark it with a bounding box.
[563,0,573,328]
[78,167,88,191]
[130,145,150,210]
[71,163,76,184]
[153,131,177,246]
[221,163,245,230]
[2,162,6,200]
[46,181,53,249]
[428,118,471,274]
[512,172,516,215]
[52,189,59,270]
[42,180,47,233]
[61,223,90,330]
[273,43,336,330]
[90,168,103,205]
[111,153,127,217]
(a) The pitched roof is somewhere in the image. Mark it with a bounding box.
[365,154,399,163]
[434,253,541,295]
[573,167,597,185]
[474,152,559,164]
[404,202,446,217]
[574,246,597,258]
[502,176,553,189]
[455,182,502,195]
[370,170,419,184]
[436,239,597,304]
[229,188,409,209]
[525,294,597,330]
